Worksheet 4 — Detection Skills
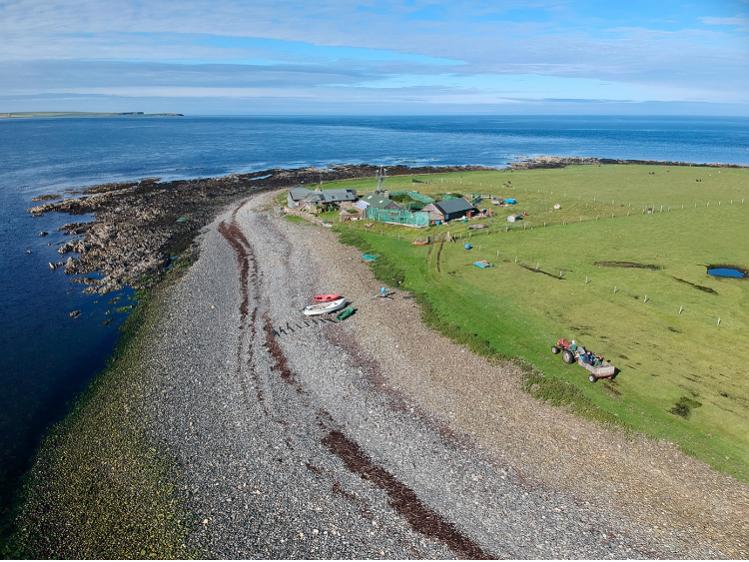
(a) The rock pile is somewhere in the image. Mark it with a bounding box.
[30,164,485,294]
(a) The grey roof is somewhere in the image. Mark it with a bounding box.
[320,188,357,203]
[435,198,476,215]
[361,193,401,209]
[288,186,312,201]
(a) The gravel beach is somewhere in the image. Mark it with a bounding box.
[138,191,748,558]
[15,188,748,558]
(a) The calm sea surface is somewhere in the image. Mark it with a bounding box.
[1,115,748,514]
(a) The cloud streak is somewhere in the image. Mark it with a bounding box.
[0,0,747,113]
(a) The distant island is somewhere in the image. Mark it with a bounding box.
[0,111,184,119]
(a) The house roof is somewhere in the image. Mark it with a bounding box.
[361,192,401,209]
[435,198,476,215]
[320,188,357,203]
[288,186,312,201]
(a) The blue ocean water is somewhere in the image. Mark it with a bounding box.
[1,114,748,515]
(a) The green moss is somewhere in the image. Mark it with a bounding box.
[5,262,197,559]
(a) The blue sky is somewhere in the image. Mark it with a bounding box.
[1,0,747,114]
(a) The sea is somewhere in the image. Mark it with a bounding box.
[1,115,748,518]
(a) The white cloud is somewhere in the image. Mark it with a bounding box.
[0,0,747,109]
[700,16,749,26]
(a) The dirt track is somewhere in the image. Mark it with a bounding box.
[139,191,748,558]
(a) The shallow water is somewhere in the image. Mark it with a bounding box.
[1,114,748,518]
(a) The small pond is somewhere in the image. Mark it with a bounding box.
[706,265,747,279]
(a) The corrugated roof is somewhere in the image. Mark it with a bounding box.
[435,198,476,215]
[361,192,400,209]
[288,186,312,201]
[320,188,357,203]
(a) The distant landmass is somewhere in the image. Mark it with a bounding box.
[0,111,184,119]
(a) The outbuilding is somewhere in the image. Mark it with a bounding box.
[428,198,478,222]
[287,186,313,208]
[319,188,358,205]
[359,192,402,210]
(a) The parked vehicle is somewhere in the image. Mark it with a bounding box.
[551,338,618,382]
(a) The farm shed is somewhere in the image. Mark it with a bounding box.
[431,198,478,222]
[319,188,358,204]
[422,203,444,223]
[287,186,313,208]
[359,192,403,210]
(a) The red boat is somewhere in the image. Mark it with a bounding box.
[313,293,341,303]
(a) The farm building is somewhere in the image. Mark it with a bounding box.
[358,192,403,211]
[286,187,357,208]
[318,188,358,205]
[423,198,478,222]
[287,186,314,208]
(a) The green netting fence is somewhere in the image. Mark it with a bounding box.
[365,207,430,227]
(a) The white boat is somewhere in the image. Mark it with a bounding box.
[302,297,347,316]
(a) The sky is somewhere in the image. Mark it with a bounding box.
[0,0,748,115]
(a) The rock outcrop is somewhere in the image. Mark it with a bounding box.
[30,164,486,294]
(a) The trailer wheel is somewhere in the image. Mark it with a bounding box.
[588,375,597,383]
[562,350,575,364]
[551,346,560,354]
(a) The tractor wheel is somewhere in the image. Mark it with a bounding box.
[562,350,575,364]
[588,375,597,383]
[551,346,560,354]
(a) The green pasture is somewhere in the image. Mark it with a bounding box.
[325,165,749,480]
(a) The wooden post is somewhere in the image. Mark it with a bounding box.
[678,305,683,315]
[643,295,648,303]
[717,317,721,327]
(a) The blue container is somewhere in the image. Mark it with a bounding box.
[707,267,746,279]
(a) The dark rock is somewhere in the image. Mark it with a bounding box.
[27,164,487,294]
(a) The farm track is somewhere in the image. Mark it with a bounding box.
[138,191,747,558]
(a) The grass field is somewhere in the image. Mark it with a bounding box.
[321,164,749,481]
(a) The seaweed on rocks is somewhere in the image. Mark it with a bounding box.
[28,164,486,295]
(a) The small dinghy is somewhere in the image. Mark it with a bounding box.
[313,293,341,303]
[303,297,347,316]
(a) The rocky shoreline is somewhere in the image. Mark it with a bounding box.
[510,155,749,169]
[29,164,486,294]
[30,158,747,296]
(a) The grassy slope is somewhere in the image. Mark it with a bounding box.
[329,165,749,481]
